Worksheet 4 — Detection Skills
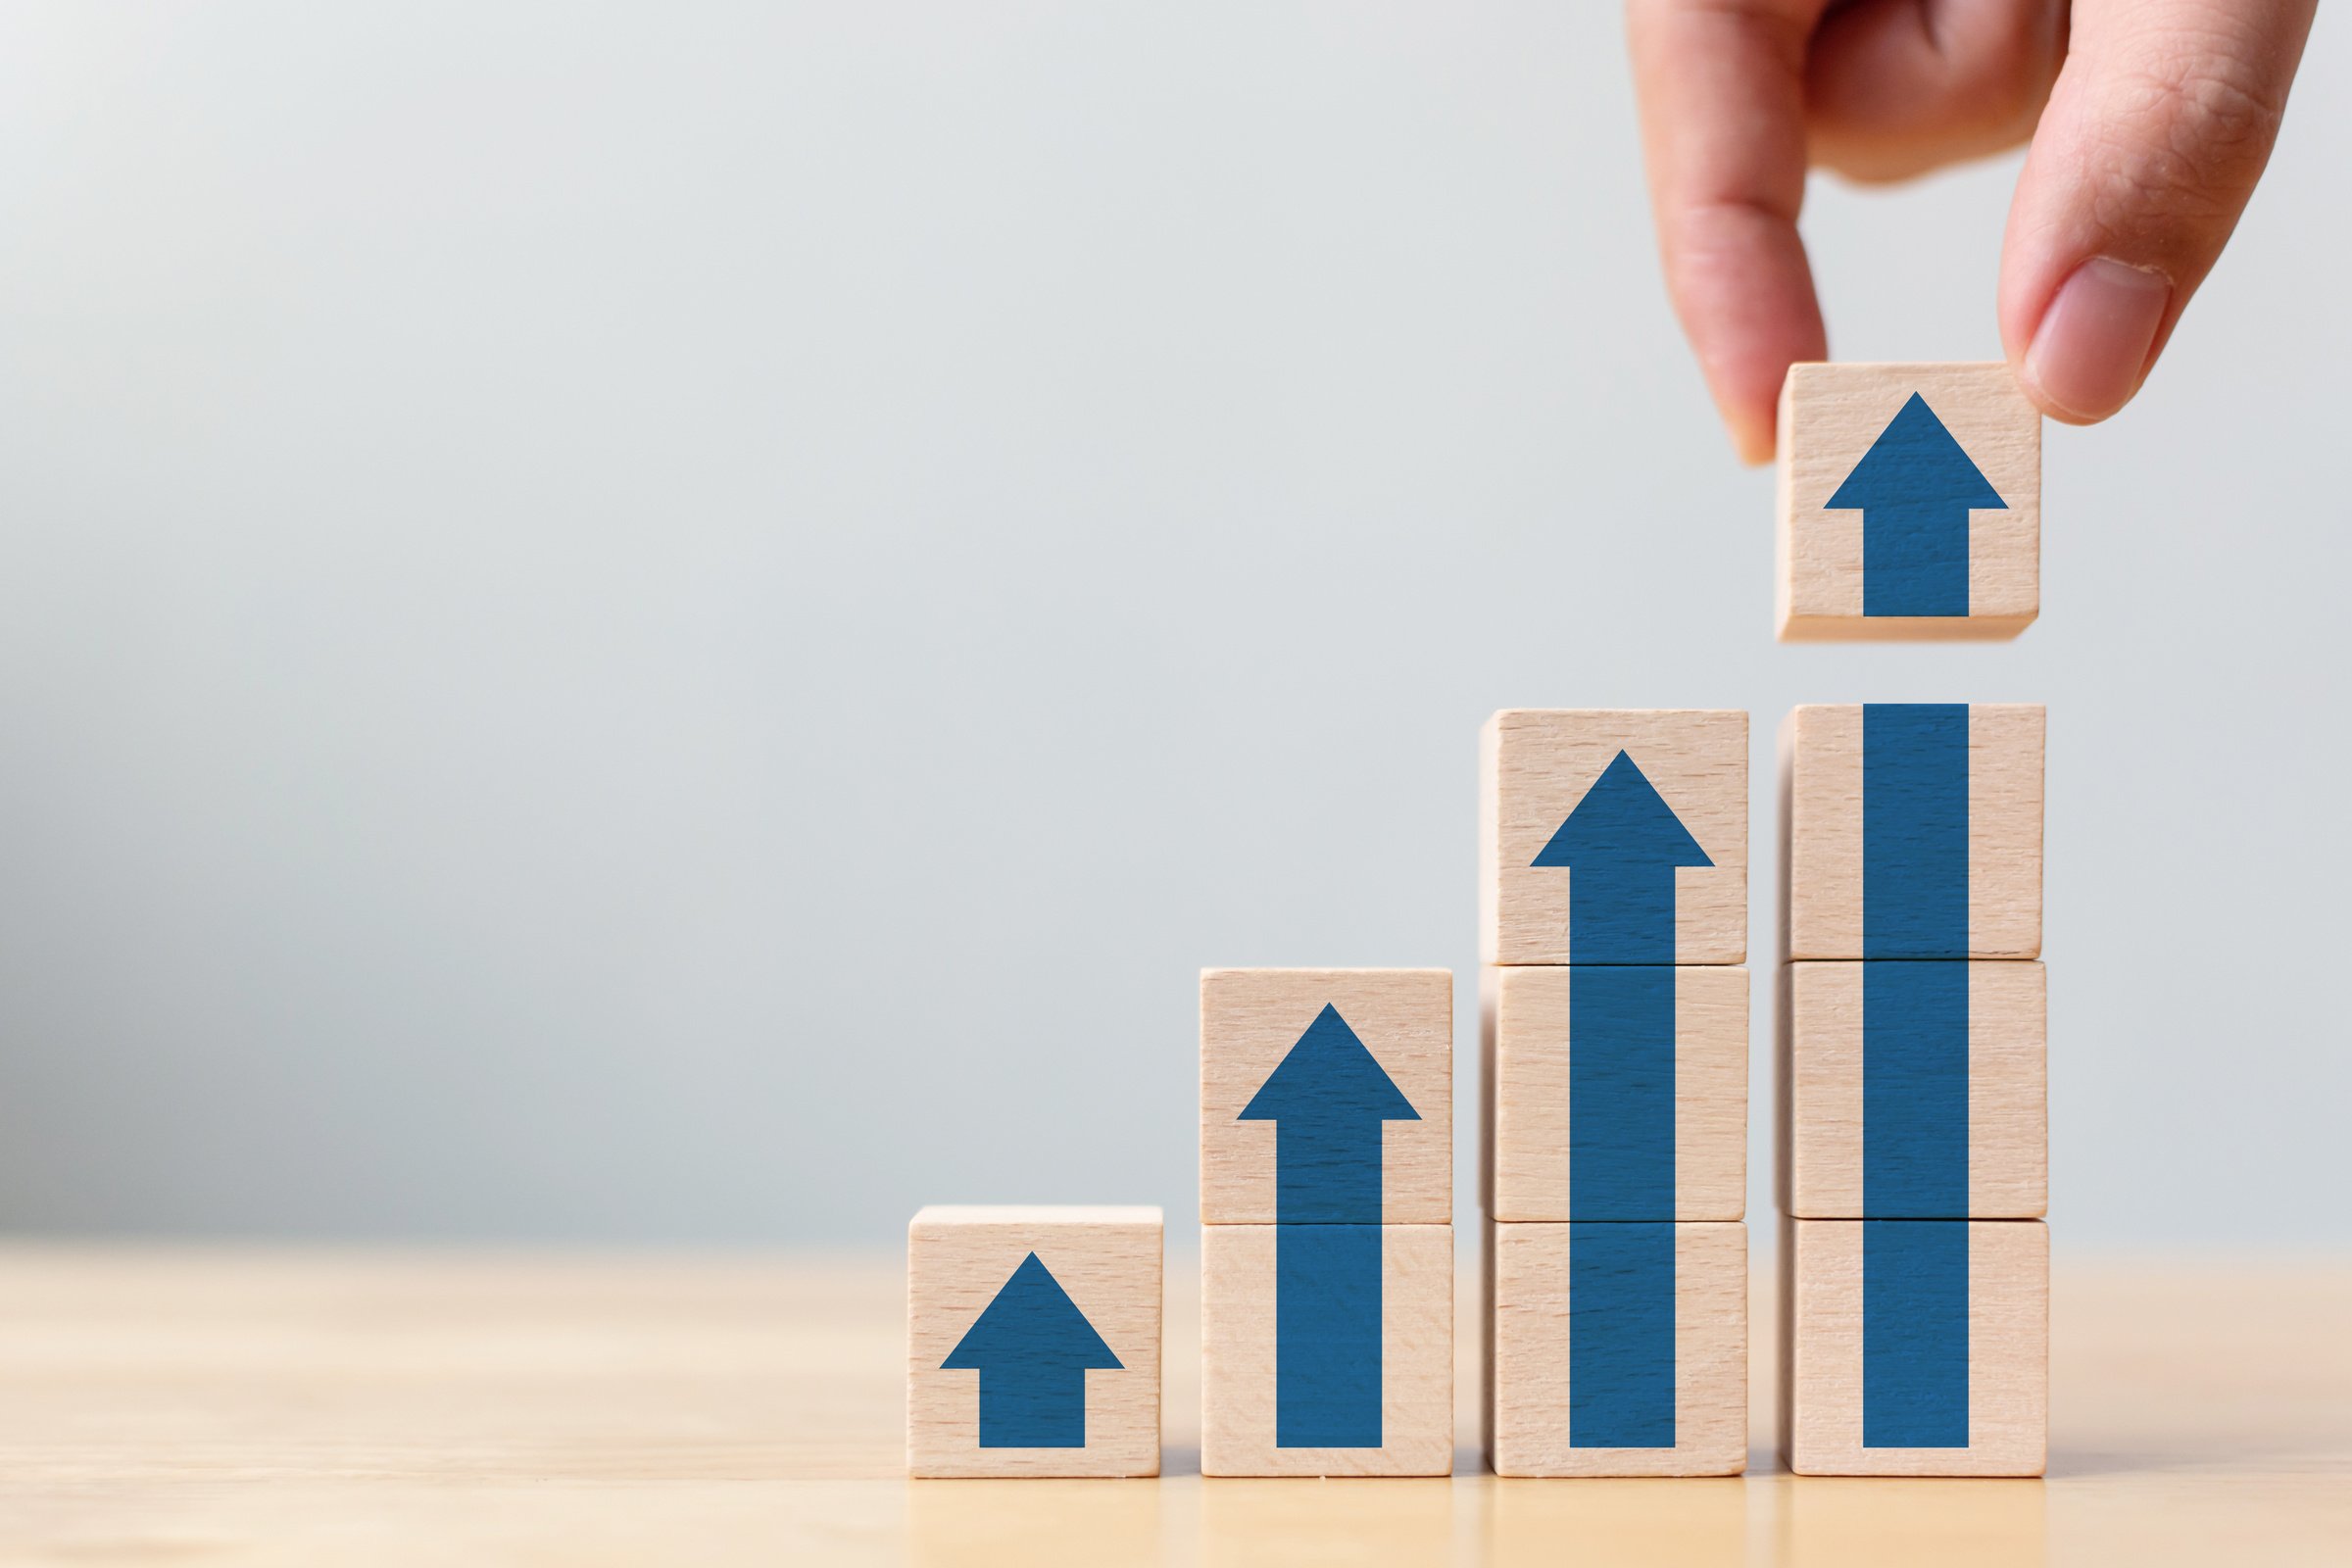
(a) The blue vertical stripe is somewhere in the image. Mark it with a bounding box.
[1571,966,1676,1220]
[1274,1224,1383,1446]
[1863,704,1969,958]
[1864,962,1970,1216]
[1863,1221,1970,1447]
[1571,1222,1677,1447]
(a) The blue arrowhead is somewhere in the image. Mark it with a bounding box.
[941,1252,1121,1448]
[1533,751,1710,963]
[1826,392,2005,617]
[1240,1004,1418,1225]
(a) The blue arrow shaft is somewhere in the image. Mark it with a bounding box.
[1863,501,1970,617]
[1570,864,1677,964]
[975,1363,1089,1448]
[1865,961,1970,1215]
[1275,1223,1383,1447]
[1274,1122,1384,1225]
[1571,966,1676,1219]
[1863,704,1970,957]
[1864,1220,1970,1446]
[1571,1221,1676,1447]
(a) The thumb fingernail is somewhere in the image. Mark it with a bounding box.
[2023,257,2172,421]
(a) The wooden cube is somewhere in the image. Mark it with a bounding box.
[1200,968,1451,1226]
[1781,1217,2048,1476]
[906,1205,1162,1477]
[1481,710,1747,967]
[1779,961,2046,1218]
[1777,363,2040,641]
[1486,1219,1746,1476]
[1200,1222,1452,1476]
[1481,965,1746,1222]
[1782,704,2044,960]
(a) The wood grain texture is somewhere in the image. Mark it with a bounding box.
[1481,709,1748,967]
[1200,1223,1451,1477]
[906,1205,1162,1478]
[1781,1217,2047,1477]
[1782,705,2044,960]
[1485,1219,1747,1477]
[1480,964,1746,1222]
[1778,962,2047,1218]
[1200,968,1451,1226]
[0,1249,2348,1560]
[1776,363,2039,642]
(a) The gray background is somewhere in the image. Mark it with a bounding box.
[0,4,2343,1248]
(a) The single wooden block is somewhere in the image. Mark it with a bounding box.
[906,1205,1162,1478]
[1480,710,1748,967]
[1200,968,1451,1226]
[1779,961,2046,1219]
[1782,704,2044,960]
[1485,1219,1746,1477]
[1781,1216,2048,1477]
[1777,363,2040,641]
[1200,1222,1452,1476]
[1481,965,1746,1222]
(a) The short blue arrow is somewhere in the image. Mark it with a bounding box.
[1828,392,2006,618]
[1532,750,1712,964]
[1241,1004,1418,1446]
[940,1251,1121,1448]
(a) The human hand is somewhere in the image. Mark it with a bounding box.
[1627,0,2320,462]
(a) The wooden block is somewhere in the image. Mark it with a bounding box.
[1781,1216,2048,1477]
[1481,965,1746,1222]
[1782,704,2044,960]
[1200,968,1451,1226]
[1485,1219,1746,1477]
[906,1205,1161,1478]
[1779,961,2046,1219]
[1200,1222,1452,1476]
[1777,363,2040,641]
[1480,710,1748,967]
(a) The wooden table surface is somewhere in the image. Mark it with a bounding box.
[0,1247,2344,1565]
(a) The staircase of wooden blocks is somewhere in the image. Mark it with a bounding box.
[1777,704,2049,1476]
[1479,710,1751,1476]
[903,361,2052,1482]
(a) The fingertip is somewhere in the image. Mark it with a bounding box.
[2018,256,2172,422]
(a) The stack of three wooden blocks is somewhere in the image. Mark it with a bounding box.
[1481,709,1752,1476]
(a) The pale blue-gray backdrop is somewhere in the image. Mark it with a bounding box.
[0,3,2343,1245]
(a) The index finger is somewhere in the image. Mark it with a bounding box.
[1627,0,1832,464]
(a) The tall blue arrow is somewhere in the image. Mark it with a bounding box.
[1536,750,1704,1447]
[1240,1004,1418,1446]
[940,1251,1122,1447]
[1828,392,2006,618]
[1533,749,1712,964]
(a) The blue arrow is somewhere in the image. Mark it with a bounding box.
[1827,393,2006,618]
[940,1251,1122,1448]
[1241,1004,1418,1446]
[1532,750,1712,964]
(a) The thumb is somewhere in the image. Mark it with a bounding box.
[1998,0,2318,423]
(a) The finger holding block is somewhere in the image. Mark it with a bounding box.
[907,1205,1163,1478]
[1482,964,1747,1222]
[1201,1222,1453,1477]
[1481,710,1748,967]
[1777,363,2040,642]
[1486,1220,1747,1477]
[1200,968,1451,1226]
[1780,961,2047,1219]
[1783,704,2044,960]
[1782,1217,2048,1477]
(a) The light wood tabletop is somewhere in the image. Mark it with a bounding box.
[0,1246,2344,1564]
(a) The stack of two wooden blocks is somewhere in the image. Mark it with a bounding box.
[1480,710,1751,1476]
